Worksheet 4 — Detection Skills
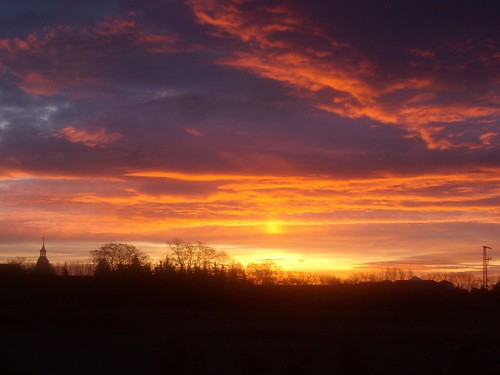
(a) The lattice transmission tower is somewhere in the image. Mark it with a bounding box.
[482,245,492,290]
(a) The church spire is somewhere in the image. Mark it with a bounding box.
[40,234,47,257]
[36,234,52,273]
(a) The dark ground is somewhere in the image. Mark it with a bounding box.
[1,277,499,374]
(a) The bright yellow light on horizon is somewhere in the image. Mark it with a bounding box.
[264,220,284,234]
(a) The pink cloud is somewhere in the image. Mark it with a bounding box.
[94,18,178,53]
[408,48,436,59]
[480,132,498,146]
[52,126,122,148]
[0,16,179,96]
[20,72,62,95]
[184,127,204,137]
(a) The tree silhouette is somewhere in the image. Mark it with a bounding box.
[7,257,33,273]
[246,260,281,285]
[166,240,232,274]
[90,243,150,275]
[94,258,112,277]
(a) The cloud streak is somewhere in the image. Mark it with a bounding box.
[2,168,498,232]
[187,0,499,150]
[1,168,498,271]
[52,126,122,148]
[0,16,179,97]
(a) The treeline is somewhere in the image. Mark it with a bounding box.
[5,241,498,291]
[344,268,490,291]
[8,241,343,286]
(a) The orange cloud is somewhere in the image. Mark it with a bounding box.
[52,126,122,148]
[2,168,498,273]
[480,132,498,145]
[187,0,499,150]
[121,168,500,228]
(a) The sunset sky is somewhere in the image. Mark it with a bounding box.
[0,1,498,276]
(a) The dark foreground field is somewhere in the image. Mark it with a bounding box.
[1,278,500,374]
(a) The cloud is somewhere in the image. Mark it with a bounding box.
[20,72,64,95]
[184,127,204,137]
[139,169,499,229]
[0,16,179,96]
[1,169,498,272]
[0,1,498,181]
[51,126,122,148]
[480,132,498,146]
[187,0,500,150]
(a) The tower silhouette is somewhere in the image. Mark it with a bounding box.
[35,235,52,274]
[482,245,492,290]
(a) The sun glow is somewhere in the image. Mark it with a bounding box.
[264,220,285,234]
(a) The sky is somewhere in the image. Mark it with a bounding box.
[0,0,498,276]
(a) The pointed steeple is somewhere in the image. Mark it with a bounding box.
[36,234,51,273]
[40,234,47,258]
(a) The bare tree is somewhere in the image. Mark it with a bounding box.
[246,260,282,285]
[90,243,150,275]
[67,261,95,276]
[317,273,342,286]
[225,260,246,282]
[345,268,414,284]
[166,240,232,274]
[7,257,34,272]
[384,267,414,281]
[168,239,193,271]
[41,261,95,276]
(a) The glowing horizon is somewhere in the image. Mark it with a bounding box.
[0,1,498,277]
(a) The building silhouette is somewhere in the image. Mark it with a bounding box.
[35,237,53,274]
